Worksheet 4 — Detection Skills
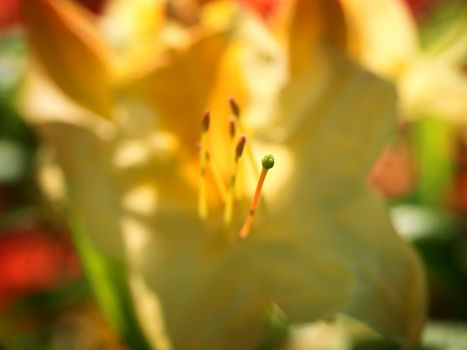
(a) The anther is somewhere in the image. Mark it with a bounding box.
[239,154,275,240]
[225,136,247,225]
[202,110,210,132]
[229,117,236,139]
[228,96,240,118]
[227,98,260,178]
[235,136,246,159]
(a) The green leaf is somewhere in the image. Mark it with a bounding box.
[70,216,152,350]
[411,117,455,208]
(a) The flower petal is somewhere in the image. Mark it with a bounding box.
[259,47,427,344]
[21,0,113,116]
[123,30,238,152]
[287,0,346,75]
[38,122,125,259]
[99,0,166,79]
[129,209,270,350]
[400,59,467,123]
[260,0,346,77]
[337,191,426,346]
[250,237,353,324]
[339,0,418,78]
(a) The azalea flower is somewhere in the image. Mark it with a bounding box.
[19,0,426,349]
[0,228,80,309]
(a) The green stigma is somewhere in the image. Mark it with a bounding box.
[261,154,275,170]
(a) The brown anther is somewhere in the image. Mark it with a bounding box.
[229,117,237,139]
[235,136,247,159]
[228,97,240,118]
[202,110,210,132]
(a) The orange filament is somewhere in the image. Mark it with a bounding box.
[239,154,274,239]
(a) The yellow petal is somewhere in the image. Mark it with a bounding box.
[339,0,418,78]
[99,0,166,79]
[338,192,426,346]
[400,59,467,123]
[38,123,125,259]
[123,31,233,151]
[261,47,426,344]
[19,61,115,134]
[126,203,349,350]
[21,0,113,116]
[121,205,267,350]
[261,0,345,76]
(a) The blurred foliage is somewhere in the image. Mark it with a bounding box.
[0,283,128,350]
[258,310,289,350]
[417,0,467,57]
[0,280,88,349]
[0,33,31,143]
[410,118,455,208]
[0,30,124,350]
[413,219,467,320]
[0,32,40,227]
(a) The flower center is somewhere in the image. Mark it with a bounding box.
[198,98,274,239]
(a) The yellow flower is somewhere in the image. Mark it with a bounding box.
[20,0,426,349]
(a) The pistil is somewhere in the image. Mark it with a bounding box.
[239,154,274,240]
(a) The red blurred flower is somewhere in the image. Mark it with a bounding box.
[368,142,415,199]
[404,0,437,20]
[0,228,81,308]
[238,0,280,21]
[0,0,20,30]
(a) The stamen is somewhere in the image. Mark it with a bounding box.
[198,111,210,219]
[229,117,237,160]
[239,154,274,240]
[236,136,247,160]
[228,117,238,188]
[228,97,260,178]
[228,97,240,118]
[224,136,246,225]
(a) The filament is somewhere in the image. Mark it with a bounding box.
[198,111,210,219]
[224,136,246,225]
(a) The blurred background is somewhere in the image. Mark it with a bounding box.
[0,0,466,349]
